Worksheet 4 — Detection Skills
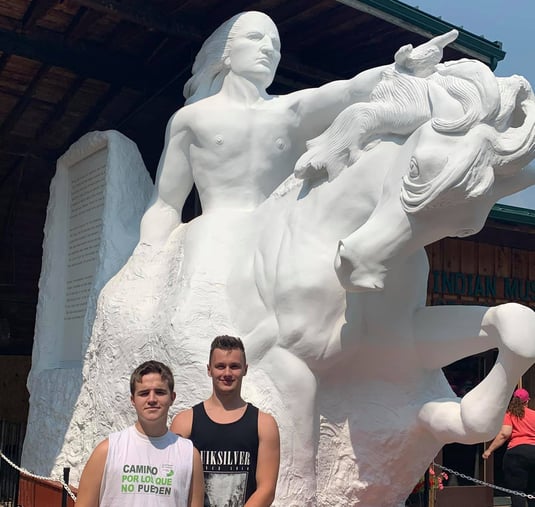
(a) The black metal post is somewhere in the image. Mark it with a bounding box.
[61,467,70,507]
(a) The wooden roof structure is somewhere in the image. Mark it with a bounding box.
[0,0,509,354]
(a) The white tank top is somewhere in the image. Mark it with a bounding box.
[100,425,193,507]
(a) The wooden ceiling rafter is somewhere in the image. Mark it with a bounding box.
[0,157,25,259]
[64,5,103,41]
[0,27,158,91]
[114,63,190,131]
[61,82,121,151]
[0,63,50,139]
[29,76,86,159]
[20,0,58,31]
[206,0,277,26]
[0,133,57,160]
[0,0,513,355]
[275,1,336,32]
[0,52,10,74]
[69,0,205,42]
[69,0,346,86]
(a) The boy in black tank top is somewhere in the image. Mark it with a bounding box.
[171,336,280,507]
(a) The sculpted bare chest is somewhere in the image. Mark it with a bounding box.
[190,106,298,160]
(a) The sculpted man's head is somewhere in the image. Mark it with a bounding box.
[184,11,281,104]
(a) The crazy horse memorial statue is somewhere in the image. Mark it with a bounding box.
[21,10,535,507]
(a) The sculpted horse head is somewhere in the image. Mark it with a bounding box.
[295,59,535,292]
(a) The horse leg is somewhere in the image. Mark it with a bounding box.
[417,303,535,443]
[258,345,318,506]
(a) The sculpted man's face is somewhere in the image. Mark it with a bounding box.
[228,12,281,88]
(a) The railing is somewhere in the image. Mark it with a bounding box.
[0,420,26,506]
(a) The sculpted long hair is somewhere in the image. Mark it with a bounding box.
[183,11,272,105]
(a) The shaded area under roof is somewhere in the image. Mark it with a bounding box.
[0,0,518,354]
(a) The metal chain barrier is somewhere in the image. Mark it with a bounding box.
[433,461,535,500]
[3,446,535,504]
[0,448,77,502]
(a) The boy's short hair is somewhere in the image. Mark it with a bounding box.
[130,360,174,395]
[209,335,246,364]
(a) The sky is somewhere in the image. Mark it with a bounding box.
[404,0,535,209]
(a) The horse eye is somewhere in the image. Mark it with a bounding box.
[409,158,420,178]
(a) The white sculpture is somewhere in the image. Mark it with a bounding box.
[22,10,535,507]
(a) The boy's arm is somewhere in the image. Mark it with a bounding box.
[188,447,205,507]
[482,424,513,458]
[244,411,280,507]
[75,439,109,507]
[170,408,193,438]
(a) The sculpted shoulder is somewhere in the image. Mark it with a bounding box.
[168,96,233,137]
[167,102,199,134]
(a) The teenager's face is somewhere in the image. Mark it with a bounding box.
[208,348,247,395]
[228,12,281,88]
[131,372,175,426]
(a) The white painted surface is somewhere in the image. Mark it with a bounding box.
[22,130,153,477]
[22,13,535,507]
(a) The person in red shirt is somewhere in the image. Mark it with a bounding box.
[483,388,535,507]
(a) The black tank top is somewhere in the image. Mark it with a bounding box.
[190,402,259,507]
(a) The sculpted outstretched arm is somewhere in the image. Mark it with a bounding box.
[139,111,194,248]
[293,30,458,137]
[292,65,390,138]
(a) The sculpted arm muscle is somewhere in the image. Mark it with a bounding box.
[139,111,194,247]
[188,447,205,507]
[155,113,194,207]
[293,32,458,136]
[170,409,193,438]
[244,412,280,507]
[291,65,390,137]
[75,439,109,507]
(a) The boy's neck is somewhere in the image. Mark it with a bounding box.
[135,420,168,438]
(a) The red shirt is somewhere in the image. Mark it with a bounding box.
[504,407,535,448]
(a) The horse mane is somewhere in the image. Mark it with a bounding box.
[401,69,531,212]
[430,59,501,133]
[301,70,432,179]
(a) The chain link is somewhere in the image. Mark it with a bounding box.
[3,446,534,504]
[0,449,77,502]
[433,461,535,500]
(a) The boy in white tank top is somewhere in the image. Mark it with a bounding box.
[76,360,204,507]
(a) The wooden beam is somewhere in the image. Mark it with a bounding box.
[0,134,58,160]
[0,64,50,139]
[63,84,123,151]
[70,0,204,41]
[69,0,342,84]
[0,28,158,91]
[21,0,58,30]
[65,6,104,41]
